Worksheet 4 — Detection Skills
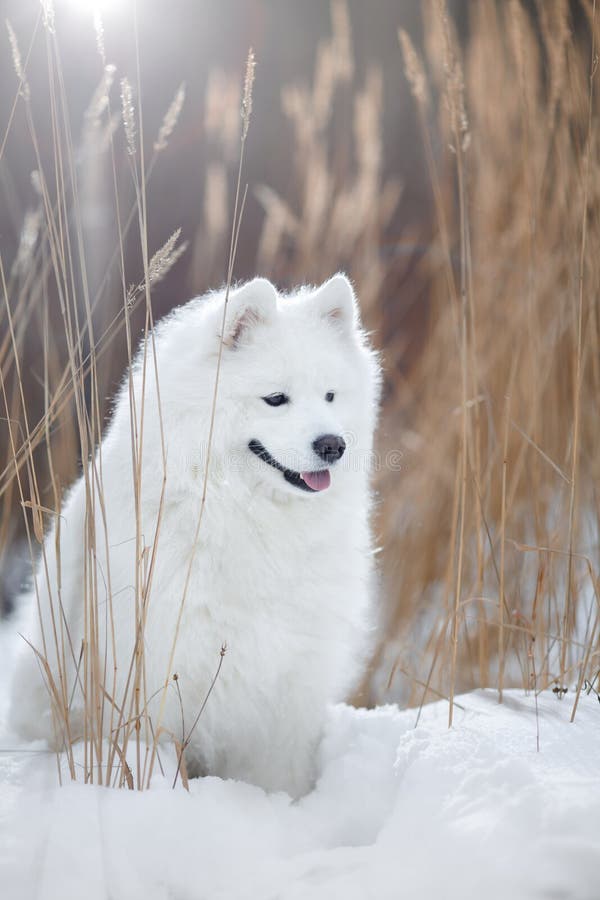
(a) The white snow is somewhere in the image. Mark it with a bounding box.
[1,619,599,900]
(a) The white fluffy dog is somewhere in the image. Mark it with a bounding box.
[10,274,381,797]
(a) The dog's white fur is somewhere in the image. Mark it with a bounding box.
[10,274,380,797]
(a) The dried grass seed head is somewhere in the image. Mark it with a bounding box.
[241,47,256,140]
[120,76,136,156]
[154,82,186,152]
[6,20,30,100]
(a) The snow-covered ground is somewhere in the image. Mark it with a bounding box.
[1,620,599,900]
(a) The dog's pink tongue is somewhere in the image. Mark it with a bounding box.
[301,470,331,491]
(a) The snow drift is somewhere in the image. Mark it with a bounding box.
[1,623,599,900]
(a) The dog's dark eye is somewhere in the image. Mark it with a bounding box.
[263,393,289,407]
[325,391,335,403]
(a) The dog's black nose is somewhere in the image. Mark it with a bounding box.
[313,434,346,463]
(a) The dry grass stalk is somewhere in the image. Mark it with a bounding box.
[144,45,255,787]
[1,9,226,790]
[561,0,597,686]
[379,0,600,713]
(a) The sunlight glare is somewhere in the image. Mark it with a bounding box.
[60,0,125,19]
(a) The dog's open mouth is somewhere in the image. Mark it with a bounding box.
[248,440,331,492]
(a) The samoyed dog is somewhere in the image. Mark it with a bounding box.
[10,274,380,797]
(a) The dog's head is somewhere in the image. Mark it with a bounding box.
[202,275,380,498]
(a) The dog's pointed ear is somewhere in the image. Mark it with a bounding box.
[312,274,358,334]
[221,278,277,348]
